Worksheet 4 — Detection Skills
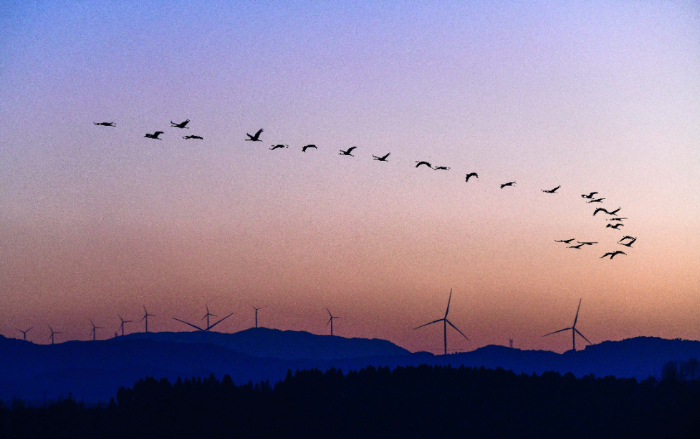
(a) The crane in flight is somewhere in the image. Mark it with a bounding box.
[372,153,390,162]
[601,251,626,259]
[270,144,288,150]
[94,122,115,127]
[593,207,620,216]
[171,119,190,129]
[465,173,478,183]
[339,146,357,156]
[433,166,450,171]
[246,129,263,141]
[144,131,164,140]
[500,181,516,189]
[581,192,598,199]
[587,198,605,203]
[415,161,432,169]
[302,144,317,152]
[555,239,575,244]
[182,135,203,140]
[606,223,624,230]
[542,185,561,193]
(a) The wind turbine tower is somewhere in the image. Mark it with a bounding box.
[414,289,470,355]
[326,308,340,336]
[542,298,592,351]
[202,305,216,329]
[48,325,62,345]
[252,305,265,328]
[17,327,33,341]
[142,306,155,333]
[118,315,132,337]
[89,319,102,341]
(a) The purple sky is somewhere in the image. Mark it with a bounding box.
[1,1,699,353]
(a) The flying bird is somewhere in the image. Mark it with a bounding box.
[246,129,263,141]
[555,239,576,244]
[619,235,636,243]
[601,251,626,259]
[567,243,585,249]
[608,217,627,222]
[171,119,190,129]
[182,135,203,140]
[577,241,598,246]
[619,238,636,247]
[144,131,164,140]
[587,198,605,203]
[542,185,561,193]
[500,181,516,189]
[433,166,450,171]
[302,144,317,152]
[593,207,620,216]
[372,153,390,162]
[581,192,598,199]
[339,146,357,156]
[415,161,432,169]
[465,173,478,183]
[606,223,624,230]
[270,144,288,150]
[94,122,115,127]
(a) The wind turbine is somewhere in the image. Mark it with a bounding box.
[414,289,469,355]
[48,325,62,345]
[173,305,234,332]
[89,319,102,341]
[252,305,265,329]
[17,327,33,341]
[326,308,340,336]
[141,306,155,333]
[542,298,592,351]
[118,315,132,336]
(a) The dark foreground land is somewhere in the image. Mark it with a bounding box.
[2,365,699,439]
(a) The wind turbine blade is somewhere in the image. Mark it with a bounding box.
[446,319,469,341]
[141,315,147,322]
[542,327,572,337]
[444,288,453,318]
[574,328,593,345]
[327,308,333,317]
[573,298,582,327]
[327,317,332,325]
[413,318,443,330]
[207,312,234,330]
[173,318,204,331]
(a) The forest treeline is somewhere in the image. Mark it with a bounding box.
[2,364,700,438]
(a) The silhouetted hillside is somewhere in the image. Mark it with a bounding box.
[122,327,410,359]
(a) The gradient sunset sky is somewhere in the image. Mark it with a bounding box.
[1,1,699,353]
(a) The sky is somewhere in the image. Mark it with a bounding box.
[1,0,699,353]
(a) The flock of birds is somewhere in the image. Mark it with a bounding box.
[94,118,637,261]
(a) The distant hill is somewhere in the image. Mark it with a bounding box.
[1,333,699,403]
[121,328,411,360]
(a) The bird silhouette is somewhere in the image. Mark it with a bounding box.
[144,131,164,140]
[465,173,478,182]
[246,129,263,141]
[171,119,190,129]
[593,207,620,216]
[606,223,624,229]
[619,235,636,243]
[555,238,576,244]
[500,181,516,189]
[372,153,390,161]
[415,161,433,169]
[270,144,288,150]
[601,251,626,259]
[433,166,450,171]
[587,198,605,203]
[182,135,203,140]
[542,185,561,193]
[302,144,317,152]
[94,122,115,127]
[581,192,598,199]
[339,146,357,156]
[568,243,585,249]
[608,217,627,222]
[577,241,598,246]
[619,237,636,247]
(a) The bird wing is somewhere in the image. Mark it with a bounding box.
[413,318,443,330]
[446,320,469,341]
[173,318,204,331]
[254,129,263,137]
[347,146,357,152]
[381,153,390,159]
[542,327,572,337]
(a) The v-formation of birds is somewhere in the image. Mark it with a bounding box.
[95,121,636,260]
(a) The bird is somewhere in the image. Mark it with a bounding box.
[601,251,626,259]
[581,192,598,199]
[433,166,450,171]
[182,135,203,140]
[577,241,598,246]
[593,207,620,216]
[567,243,585,249]
[246,129,263,141]
[542,185,561,193]
[415,161,433,169]
[465,173,478,183]
[94,122,115,127]
[500,181,516,189]
[302,144,317,152]
[372,153,390,162]
[606,223,624,230]
[171,119,190,129]
[144,131,164,140]
[619,238,636,247]
[619,235,636,243]
[270,144,288,150]
[587,198,605,203]
[339,146,357,156]
[555,239,576,244]
[608,217,627,222]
